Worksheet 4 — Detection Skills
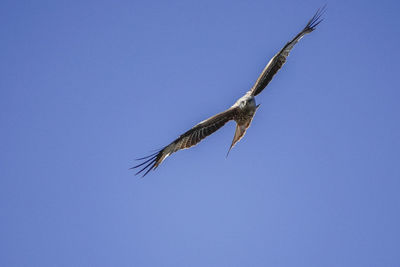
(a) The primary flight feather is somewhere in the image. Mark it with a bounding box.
[133,7,325,176]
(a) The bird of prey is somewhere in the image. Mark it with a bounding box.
[133,7,324,176]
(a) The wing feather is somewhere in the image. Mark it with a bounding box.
[132,107,237,176]
[249,6,325,96]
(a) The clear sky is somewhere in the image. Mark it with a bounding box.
[1,0,400,266]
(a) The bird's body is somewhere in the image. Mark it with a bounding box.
[228,94,259,155]
[133,7,325,176]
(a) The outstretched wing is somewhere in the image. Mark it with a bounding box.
[132,107,238,176]
[249,6,325,96]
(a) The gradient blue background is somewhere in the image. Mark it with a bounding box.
[2,0,400,266]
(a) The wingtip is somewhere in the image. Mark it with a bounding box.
[132,149,164,177]
[304,5,326,32]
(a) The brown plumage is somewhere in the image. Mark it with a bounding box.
[132,7,325,176]
[249,6,324,96]
[133,108,238,177]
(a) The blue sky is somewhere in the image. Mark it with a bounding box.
[1,0,400,266]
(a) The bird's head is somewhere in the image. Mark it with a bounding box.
[237,96,256,110]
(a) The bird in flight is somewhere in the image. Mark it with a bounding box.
[133,7,325,176]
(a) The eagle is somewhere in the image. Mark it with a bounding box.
[133,7,325,176]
